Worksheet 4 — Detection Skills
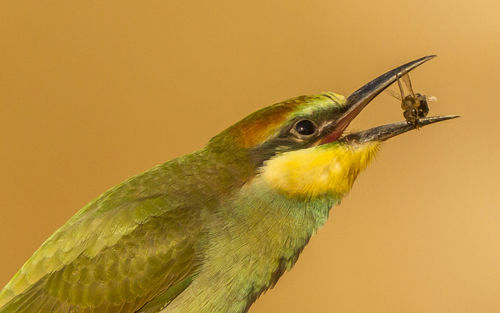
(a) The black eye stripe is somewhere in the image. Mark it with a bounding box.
[294,120,316,135]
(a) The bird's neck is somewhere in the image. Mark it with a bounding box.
[165,177,339,313]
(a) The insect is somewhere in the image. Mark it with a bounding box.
[387,71,437,127]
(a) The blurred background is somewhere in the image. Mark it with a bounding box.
[0,1,499,312]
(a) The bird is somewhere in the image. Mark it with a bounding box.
[0,56,457,313]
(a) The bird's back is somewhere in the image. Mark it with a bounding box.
[0,148,248,312]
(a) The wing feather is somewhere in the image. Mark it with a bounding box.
[0,163,204,312]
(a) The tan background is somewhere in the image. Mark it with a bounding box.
[1,1,499,312]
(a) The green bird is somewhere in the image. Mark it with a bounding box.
[0,56,457,313]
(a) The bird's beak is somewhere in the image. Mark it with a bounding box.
[320,55,458,144]
[339,115,458,143]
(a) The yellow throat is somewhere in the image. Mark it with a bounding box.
[261,142,380,198]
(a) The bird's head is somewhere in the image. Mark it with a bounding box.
[208,56,457,199]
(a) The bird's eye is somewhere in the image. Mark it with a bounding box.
[294,119,317,136]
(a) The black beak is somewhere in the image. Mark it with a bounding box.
[326,55,458,143]
[340,115,459,144]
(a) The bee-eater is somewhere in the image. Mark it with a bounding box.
[0,56,457,313]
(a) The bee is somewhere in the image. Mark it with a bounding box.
[387,71,437,127]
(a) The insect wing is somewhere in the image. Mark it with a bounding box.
[385,89,402,101]
[401,73,416,98]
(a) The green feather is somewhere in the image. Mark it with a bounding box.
[0,93,356,313]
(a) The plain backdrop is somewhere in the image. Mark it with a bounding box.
[1,1,499,313]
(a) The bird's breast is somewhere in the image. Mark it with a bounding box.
[164,176,339,313]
